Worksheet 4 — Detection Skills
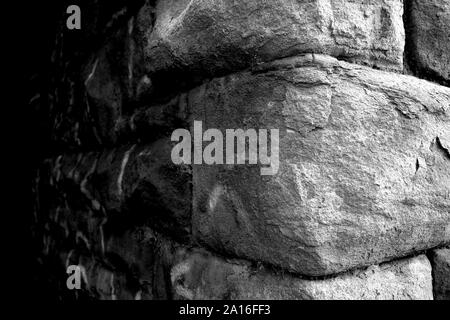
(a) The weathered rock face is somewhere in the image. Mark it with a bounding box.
[146,0,404,85]
[30,0,450,300]
[37,138,191,245]
[191,55,450,276]
[405,0,450,85]
[28,0,149,155]
[53,228,186,300]
[76,255,137,300]
[40,0,408,152]
[171,251,433,300]
[81,3,158,147]
[430,247,450,300]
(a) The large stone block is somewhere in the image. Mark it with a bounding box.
[171,251,433,300]
[405,0,450,85]
[145,0,404,86]
[190,54,450,276]
[430,247,450,300]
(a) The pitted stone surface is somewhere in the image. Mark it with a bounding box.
[405,0,450,85]
[430,247,450,300]
[30,0,450,300]
[190,55,450,276]
[171,251,433,300]
[145,0,405,80]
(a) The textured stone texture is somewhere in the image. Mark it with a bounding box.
[145,0,404,83]
[30,0,450,300]
[37,138,191,244]
[76,256,137,300]
[191,55,450,276]
[59,229,186,300]
[81,7,155,147]
[29,1,149,155]
[405,0,450,85]
[171,251,433,300]
[430,247,450,300]
[37,0,407,152]
[38,0,409,151]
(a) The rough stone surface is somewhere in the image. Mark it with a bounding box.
[145,0,405,87]
[36,138,191,245]
[36,0,407,152]
[171,251,433,300]
[82,10,153,147]
[76,255,137,300]
[430,247,450,300]
[191,55,450,276]
[29,0,450,300]
[33,0,152,152]
[59,229,185,300]
[405,0,450,85]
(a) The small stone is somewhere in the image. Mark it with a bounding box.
[430,247,450,300]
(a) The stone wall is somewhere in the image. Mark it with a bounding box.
[29,0,449,300]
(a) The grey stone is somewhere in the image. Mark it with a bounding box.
[190,54,450,276]
[430,247,450,300]
[49,0,407,150]
[170,251,433,300]
[42,2,150,151]
[75,254,138,300]
[405,0,450,84]
[82,21,149,146]
[39,137,191,245]
[122,139,192,239]
[145,0,405,81]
